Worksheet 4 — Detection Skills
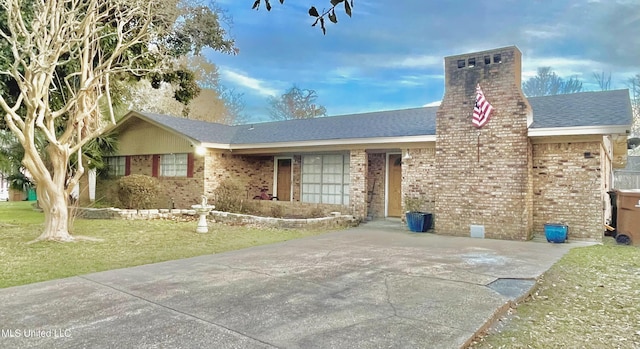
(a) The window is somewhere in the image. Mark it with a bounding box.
[160,153,188,177]
[301,154,349,205]
[106,156,126,177]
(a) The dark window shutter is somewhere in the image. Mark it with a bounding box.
[125,156,131,176]
[187,153,194,178]
[152,155,159,177]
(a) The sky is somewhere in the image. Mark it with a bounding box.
[204,0,640,123]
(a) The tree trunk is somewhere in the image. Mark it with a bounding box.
[27,145,74,242]
[37,183,73,242]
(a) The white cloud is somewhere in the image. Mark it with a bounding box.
[391,54,442,69]
[522,56,603,79]
[220,68,279,97]
[522,29,564,40]
[396,74,444,87]
[325,67,364,84]
[341,53,441,70]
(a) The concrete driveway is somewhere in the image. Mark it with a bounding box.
[0,220,589,349]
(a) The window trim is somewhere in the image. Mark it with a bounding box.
[153,153,194,178]
[106,156,128,177]
[301,154,349,205]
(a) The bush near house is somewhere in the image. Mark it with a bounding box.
[213,179,254,213]
[117,174,161,209]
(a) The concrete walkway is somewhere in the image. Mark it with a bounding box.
[0,220,591,349]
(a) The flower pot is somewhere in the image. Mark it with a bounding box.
[544,223,567,243]
[406,212,433,232]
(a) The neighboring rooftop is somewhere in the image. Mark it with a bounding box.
[125,89,632,146]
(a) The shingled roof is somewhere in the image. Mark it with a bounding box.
[528,89,632,128]
[127,89,631,146]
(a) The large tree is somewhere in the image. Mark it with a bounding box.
[593,71,612,91]
[628,74,640,137]
[522,67,583,97]
[267,85,327,121]
[126,55,247,125]
[0,0,234,241]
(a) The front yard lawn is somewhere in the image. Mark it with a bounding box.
[469,239,640,349]
[0,201,335,289]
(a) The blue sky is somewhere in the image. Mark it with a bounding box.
[205,0,640,123]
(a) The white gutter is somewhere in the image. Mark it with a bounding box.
[200,135,436,150]
[528,125,629,137]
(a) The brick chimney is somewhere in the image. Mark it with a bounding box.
[434,46,533,240]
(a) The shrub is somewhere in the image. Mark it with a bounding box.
[117,174,161,209]
[309,206,325,218]
[213,179,248,213]
[270,205,284,218]
[404,195,425,212]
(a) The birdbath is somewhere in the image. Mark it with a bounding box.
[191,196,214,233]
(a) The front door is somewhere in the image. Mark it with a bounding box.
[276,159,292,201]
[387,154,402,217]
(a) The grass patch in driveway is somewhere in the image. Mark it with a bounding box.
[469,240,640,349]
[0,201,335,289]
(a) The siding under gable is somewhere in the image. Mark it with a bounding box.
[117,117,193,156]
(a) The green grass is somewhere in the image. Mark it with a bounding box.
[0,201,335,289]
[469,240,640,349]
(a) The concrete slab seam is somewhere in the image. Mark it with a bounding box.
[77,275,281,349]
[461,277,542,349]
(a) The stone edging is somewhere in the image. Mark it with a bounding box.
[74,207,359,229]
[210,210,359,229]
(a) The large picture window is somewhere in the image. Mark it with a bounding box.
[105,156,126,177]
[301,154,349,205]
[160,153,188,177]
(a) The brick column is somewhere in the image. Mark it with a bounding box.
[349,149,368,220]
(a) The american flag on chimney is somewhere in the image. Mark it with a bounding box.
[472,84,493,128]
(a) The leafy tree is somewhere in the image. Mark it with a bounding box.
[251,0,354,34]
[267,86,327,121]
[126,55,247,125]
[0,0,235,242]
[522,67,583,97]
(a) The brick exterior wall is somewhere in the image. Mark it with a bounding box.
[402,147,437,213]
[95,154,205,208]
[435,46,533,240]
[349,149,368,219]
[367,153,386,219]
[532,141,603,240]
[203,151,274,201]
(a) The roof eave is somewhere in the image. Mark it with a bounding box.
[200,135,436,150]
[528,125,630,137]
